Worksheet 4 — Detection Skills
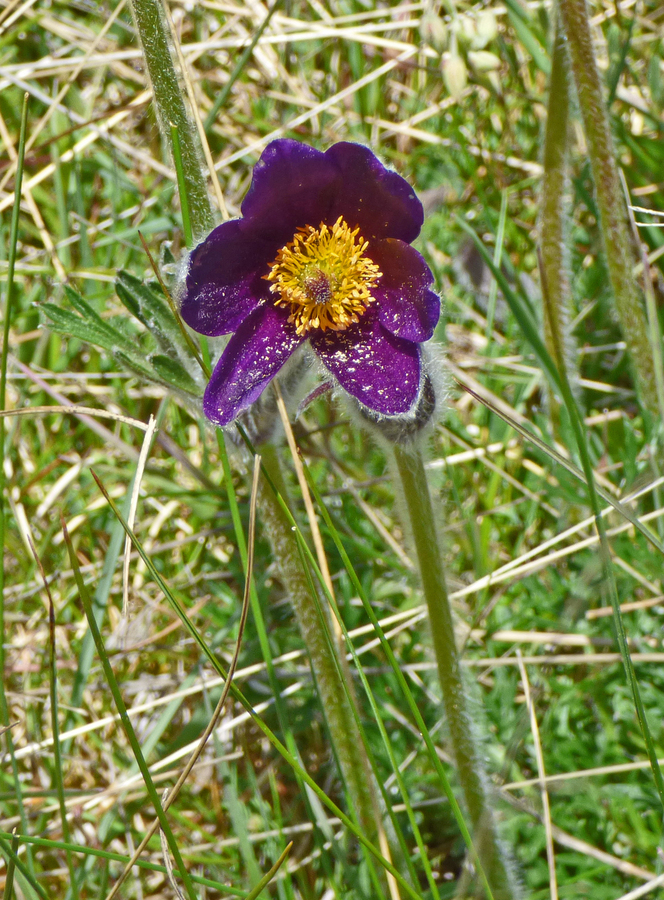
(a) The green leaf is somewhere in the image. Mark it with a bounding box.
[41,303,118,354]
[116,271,190,358]
[150,354,201,396]
[63,286,137,355]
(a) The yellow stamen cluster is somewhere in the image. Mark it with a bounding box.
[264,216,382,336]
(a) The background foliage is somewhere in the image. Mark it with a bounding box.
[1,0,664,898]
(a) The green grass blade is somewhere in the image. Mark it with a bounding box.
[243,842,292,900]
[216,433,345,893]
[457,223,664,815]
[61,517,200,900]
[88,471,425,900]
[0,833,45,900]
[46,575,79,900]
[1,830,19,900]
[0,90,34,879]
[204,0,282,132]
[0,831,244,894]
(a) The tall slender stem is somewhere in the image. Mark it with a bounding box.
[557,0,659,419]
[258,444,381,842]
[130,0,214,240]
[0,94,34,873]
[540,18,574,431]
[393,444,517,900]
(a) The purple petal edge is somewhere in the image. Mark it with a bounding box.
[311,312,421,416]
[369,239,440,342]
[203,305,304,426]
[180,220,272,336]
[325,142,424,244]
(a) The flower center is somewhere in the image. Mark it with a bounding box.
[264,216,382,336]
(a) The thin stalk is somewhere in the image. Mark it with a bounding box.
[48,593,79,900]
[90,471,423,900]
[216,432,352,892]
[204,0,282,132]
[62,517,199,900]
[0,832,45,900]
[258,444,380,845]
[129,0,214,240]
[2,831,19,900]
[0,93,34,876]
[392,444,517,900]
[540,18,574,430]
[557,0,659,419]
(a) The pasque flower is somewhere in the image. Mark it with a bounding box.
[179,139,440,426]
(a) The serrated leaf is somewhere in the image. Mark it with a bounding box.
[116,271,190,358]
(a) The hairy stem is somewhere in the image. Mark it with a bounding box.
[258,444,380,843]
[393,444,518,900]
[130,0,214,239]
[540,19,574,429]
[557,0,658,418]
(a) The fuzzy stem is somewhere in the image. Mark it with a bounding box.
[393,444,517,900]
[540,19,574,431]
[557,0,658,418]
[130,0,214,240]
[258,444,380,843]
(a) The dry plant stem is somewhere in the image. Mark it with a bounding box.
[540,19,573,429]
[129,0,214,239]
[557,0,658,418]
[392,444,515,900]
[258,443,379,843]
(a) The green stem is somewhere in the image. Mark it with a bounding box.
[393,444,517,900]
[557,0,659,419]
[540,18,573,430]
[130,0,214,240]
[0,93,34,876]
[258,444,380,844]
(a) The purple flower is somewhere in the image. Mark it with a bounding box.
[179,140,440,427]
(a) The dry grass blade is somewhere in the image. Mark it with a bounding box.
[613,872,664,900]
[0,405,152,430]
[517,652,557,900]
[122,413,157,616]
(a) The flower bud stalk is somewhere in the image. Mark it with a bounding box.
[557,0,661,419]
[392,443,519,900]
[130,0,214,240]
[258,444,385,848]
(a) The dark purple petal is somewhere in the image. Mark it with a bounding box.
[311,311,421,415]
[369,239,440,342]
[325,143,424,243]
[241,139,339,245]
[203,305,304,426]
[181,220,273,335]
